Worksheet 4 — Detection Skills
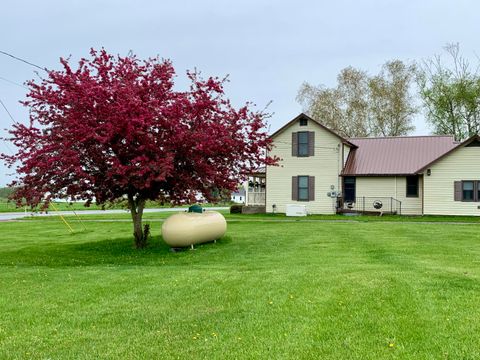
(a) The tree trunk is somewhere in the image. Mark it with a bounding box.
[128,194,147,249]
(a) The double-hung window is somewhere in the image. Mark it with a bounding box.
[292,176,315,201]
[298,176,309,201]
[297,132,309,157]
[292,131,314,157]
[455,180,480,202]
[462,181,475,201]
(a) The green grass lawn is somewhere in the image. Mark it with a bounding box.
[34,209,480,224]
[1,214,480,359]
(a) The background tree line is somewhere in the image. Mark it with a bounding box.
[0,186,15,199]
[297,43,480,140]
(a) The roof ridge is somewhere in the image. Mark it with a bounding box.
[349,135,454,140]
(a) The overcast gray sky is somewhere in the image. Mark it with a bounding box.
[1,0,479,186]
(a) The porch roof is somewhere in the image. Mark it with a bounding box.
[247,166,266,177]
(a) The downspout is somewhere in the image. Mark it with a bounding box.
[337,144,341,191]
[265,145,268,211]
[394,176,398,214]
[421,174,424,215]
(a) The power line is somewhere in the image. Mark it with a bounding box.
[0,76,28,90]
[0,138,13,154]
[0,50,43,156]
[273,140,340,151]
[0,98,16,124]
[0,50,47,71]
[0,98,16,153]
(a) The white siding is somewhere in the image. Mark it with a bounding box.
[355,176,423,215]
[423,147,480,216]
[266,121,342,214]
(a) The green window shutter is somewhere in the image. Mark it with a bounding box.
[292,176,298,200]
[292,132,298,157]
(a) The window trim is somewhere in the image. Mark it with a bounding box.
[297,131,309,157]
[406,175,419,198]
[297,175,309,201]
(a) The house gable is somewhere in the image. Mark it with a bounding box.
[422,136,480,216]
[416,135,480,173]
[266,114,348,214]
[270,113,356,148]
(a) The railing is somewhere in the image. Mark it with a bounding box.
[340,197,402,215]
[247,192,266,206]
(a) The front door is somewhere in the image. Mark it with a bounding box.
[343,177,356,203]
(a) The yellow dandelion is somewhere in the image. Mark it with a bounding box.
[268,301,273,305]
[388,343,394,348]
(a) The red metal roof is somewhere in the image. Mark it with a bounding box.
[342,135,457,176]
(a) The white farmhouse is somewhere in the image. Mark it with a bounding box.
[246,113,480,216]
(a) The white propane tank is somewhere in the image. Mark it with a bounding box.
[161,211,227,248]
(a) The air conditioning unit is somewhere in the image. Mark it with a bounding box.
[286,204,307,217]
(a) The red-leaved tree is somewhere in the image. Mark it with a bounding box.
[2,49,276,248]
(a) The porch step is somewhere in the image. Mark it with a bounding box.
[338,209,397,216]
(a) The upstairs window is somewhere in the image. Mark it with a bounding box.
[292,131,315,157]
[299,118,308,126]
[297,131,309,157]
[406,175,419,197]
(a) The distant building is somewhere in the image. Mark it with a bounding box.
[231,188,246,203]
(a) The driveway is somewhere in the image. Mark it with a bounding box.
[0,207,229,221]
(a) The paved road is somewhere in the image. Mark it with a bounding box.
[0,207,229,221]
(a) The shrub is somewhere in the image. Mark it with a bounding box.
[230,204,243,214]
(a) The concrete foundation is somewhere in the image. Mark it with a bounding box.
[242,205,266,214]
